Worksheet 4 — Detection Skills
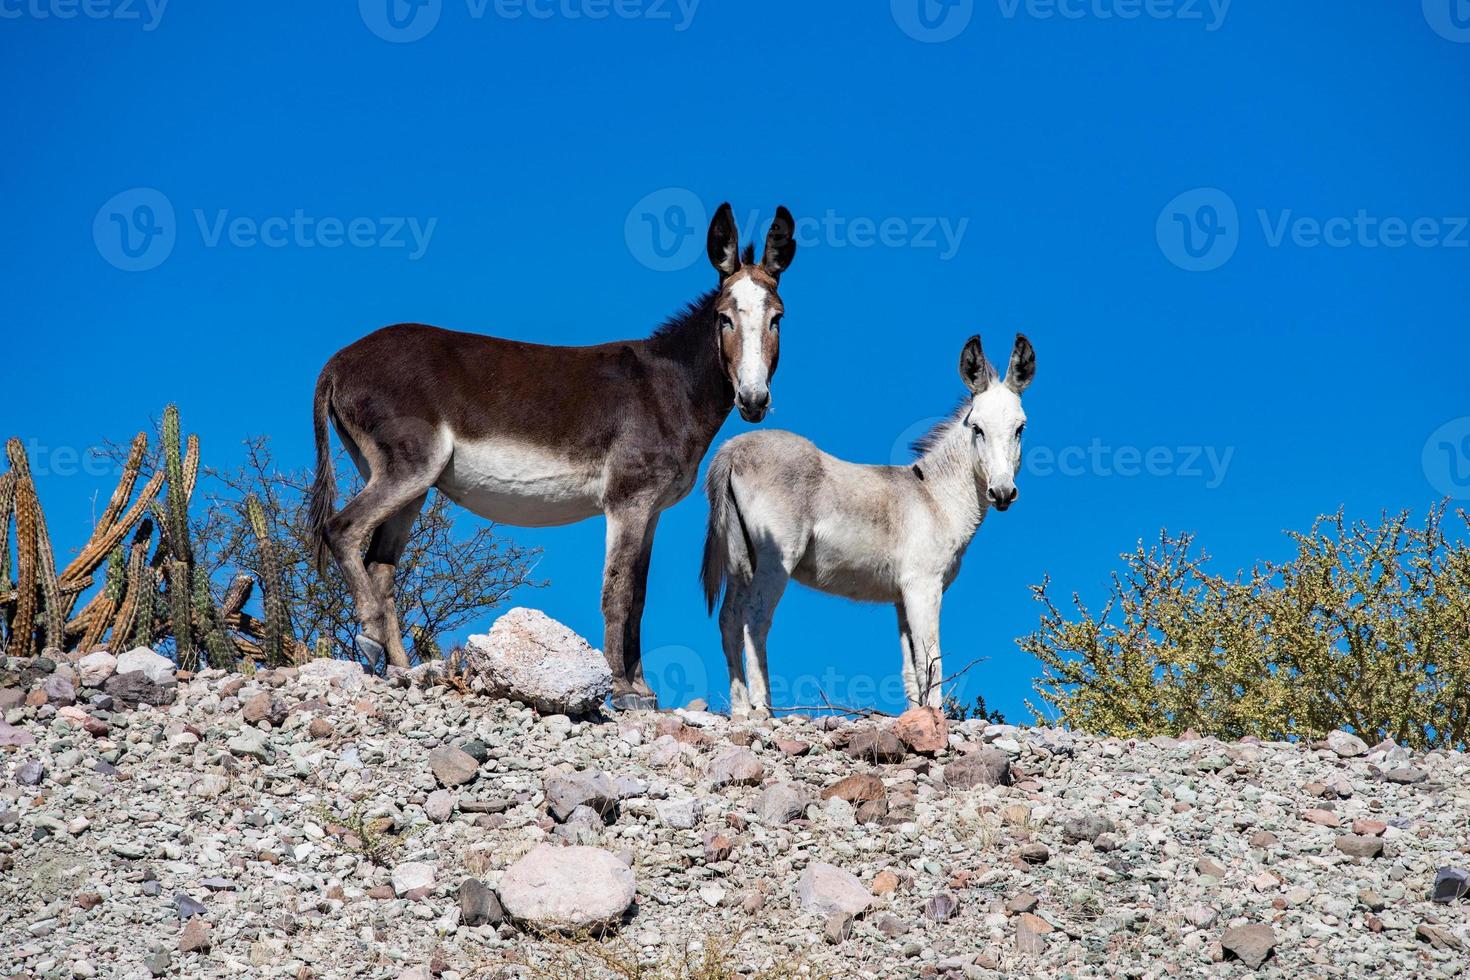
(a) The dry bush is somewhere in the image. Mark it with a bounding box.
[1025,505,1470,749]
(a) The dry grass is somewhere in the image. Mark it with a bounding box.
[484,928,834,980]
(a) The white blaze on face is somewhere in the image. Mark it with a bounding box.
[728,276,771,397]
[970,385,1026,495]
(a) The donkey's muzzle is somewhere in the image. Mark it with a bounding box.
[736,389,770,423]
[988,486,1019,511]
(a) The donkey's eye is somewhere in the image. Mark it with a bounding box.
[1016,424,1025,439]
[769,314,782,332]
[719,315,734,332]
[971,424,984,439]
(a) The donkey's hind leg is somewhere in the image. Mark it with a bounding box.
[365,491,428,668]
[719,581,753,719]
[326,440,448,671]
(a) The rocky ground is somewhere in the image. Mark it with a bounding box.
[2,639,1470,979]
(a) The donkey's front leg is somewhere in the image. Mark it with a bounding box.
[602,503,659,711]
[900,583,944,708]
[895,602,921,708]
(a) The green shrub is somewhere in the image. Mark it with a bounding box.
[1024,505,1470,750]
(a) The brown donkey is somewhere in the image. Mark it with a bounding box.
[309,204,796,709]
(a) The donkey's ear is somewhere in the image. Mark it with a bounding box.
[959,335,990,394]
[707,202,741,279]
[761,206,797,280]
[1006,333,1036,394]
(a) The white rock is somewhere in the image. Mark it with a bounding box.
[114,647,175,684]
[76,651,118,687]
[391,861,437,897]
[797,861,873,918]
[497,844,636,931]
[297,658,367,691]
[462,608,611,715]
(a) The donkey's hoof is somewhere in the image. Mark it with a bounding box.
[611,693,660,712]
[353,634,386,670]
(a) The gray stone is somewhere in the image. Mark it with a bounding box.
[758,783,806,825]
[1063,813,1115,845]
[1335,834,1385,859]
[227,728,274,763]
[944,748,1012,790]
[428,745,480,788]
[544,769,618,822]
[41,673,75,706]
[103,671,177,708]
[1324,730,1368,758]
[655,797,699,829]
[425,789,456,823]
[1221,923,1277,969]
[706,747,764,789]
[458,877,503,927]
[796,861,873,918]
[15,760,45,786]
[175,894,207,920]
[462,608,612,715]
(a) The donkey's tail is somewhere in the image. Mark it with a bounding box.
[308,370,337,576]
[701,448,754,614]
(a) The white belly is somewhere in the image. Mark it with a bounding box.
[437,437,603,528]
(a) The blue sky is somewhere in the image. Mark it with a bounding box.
[3,1,1469,720]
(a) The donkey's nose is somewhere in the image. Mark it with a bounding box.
[736,388,770,422]
[988,486,1018,511]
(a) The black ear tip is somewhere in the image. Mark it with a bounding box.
[775,205,794,223]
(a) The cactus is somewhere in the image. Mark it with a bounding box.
[410,626,442,661]
[192,565,238,670]
[58,433,163,616]
[6,440,41,656]
[314,636,333,660]
[246,495,290,667]
[160,406,192,565]
[167,559,195,670]
[0,471,14,600]
[33,496,64,652]
[76,544,126,652]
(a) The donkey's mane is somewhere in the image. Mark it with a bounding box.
[646,243,758,358]
[909,397,972,459]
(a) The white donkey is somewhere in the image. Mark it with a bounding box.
[700,334,1035,718]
